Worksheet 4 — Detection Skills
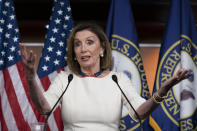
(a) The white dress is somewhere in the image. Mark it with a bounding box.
[44,71,146,131]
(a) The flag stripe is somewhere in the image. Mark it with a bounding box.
[40,76,51,91]
[1,89,17,131]
[9,63,38,124]
[0,96,8,131]
[16,61,46,123]
[35,75,45,92]
[53,107,64,131]
[0,70,17,130]
[40,74,63,131]
[57,68,64,73]
[48,71,58,82]
[3,68,30,130]
[36,77,59,130]
[36,75,60,131]
[48,70,64,131]
[47,112,60,131]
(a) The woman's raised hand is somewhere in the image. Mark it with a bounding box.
[162,68,193,90]
[172,68,193,85]
[20,44,36,80]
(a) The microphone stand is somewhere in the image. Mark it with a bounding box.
[43,74,73,131]
[112,75,143,131]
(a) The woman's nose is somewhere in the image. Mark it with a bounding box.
[81,44,87,52]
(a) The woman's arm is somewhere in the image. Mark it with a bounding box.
[20,44,51,115]
[134,68,193,120]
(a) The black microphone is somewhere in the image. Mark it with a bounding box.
[43,74,73,131]
[112,75,143,131]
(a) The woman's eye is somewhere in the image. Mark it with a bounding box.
[87,40,94,45]
[74,42,81,47]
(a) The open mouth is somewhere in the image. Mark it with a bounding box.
[81,56,90,61]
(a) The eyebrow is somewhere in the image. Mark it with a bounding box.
[86,36,96,39]
[74,35,96,41]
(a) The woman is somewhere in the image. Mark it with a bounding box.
[20,23,192,131]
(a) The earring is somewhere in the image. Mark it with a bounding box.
[100,54,104,57]
[74,57,77,60]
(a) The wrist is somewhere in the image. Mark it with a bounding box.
[152,92,166,104]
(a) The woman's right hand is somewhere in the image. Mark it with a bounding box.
[20,44,51,114]
[20,44,36,80]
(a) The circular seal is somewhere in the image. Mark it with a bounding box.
[156,35,197,128]
[111,34,148,95]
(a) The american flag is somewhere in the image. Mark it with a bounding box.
[0,0,73,130]
[36,0,73,130]
[0,0,42,130]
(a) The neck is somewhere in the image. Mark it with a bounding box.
[79,67,103,77]
[80,66,100,75]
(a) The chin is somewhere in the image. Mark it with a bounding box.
[80,63,92,68]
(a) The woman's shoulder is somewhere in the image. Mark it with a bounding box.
[110,71,126,76]
[110,71,131,81]
[98,70,121,78]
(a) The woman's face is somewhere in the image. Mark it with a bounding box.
[74,30,104,71]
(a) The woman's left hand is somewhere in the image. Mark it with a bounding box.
[158,68,193,98]
[172,68,193,85]
[162,68,193,90]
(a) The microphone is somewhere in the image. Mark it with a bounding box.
[112,75,143,131]
[43,74,73,131]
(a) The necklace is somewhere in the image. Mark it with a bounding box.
[79,69,103,77]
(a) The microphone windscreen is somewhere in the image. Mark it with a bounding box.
[112,75,118,83]
[68,74,73,82]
